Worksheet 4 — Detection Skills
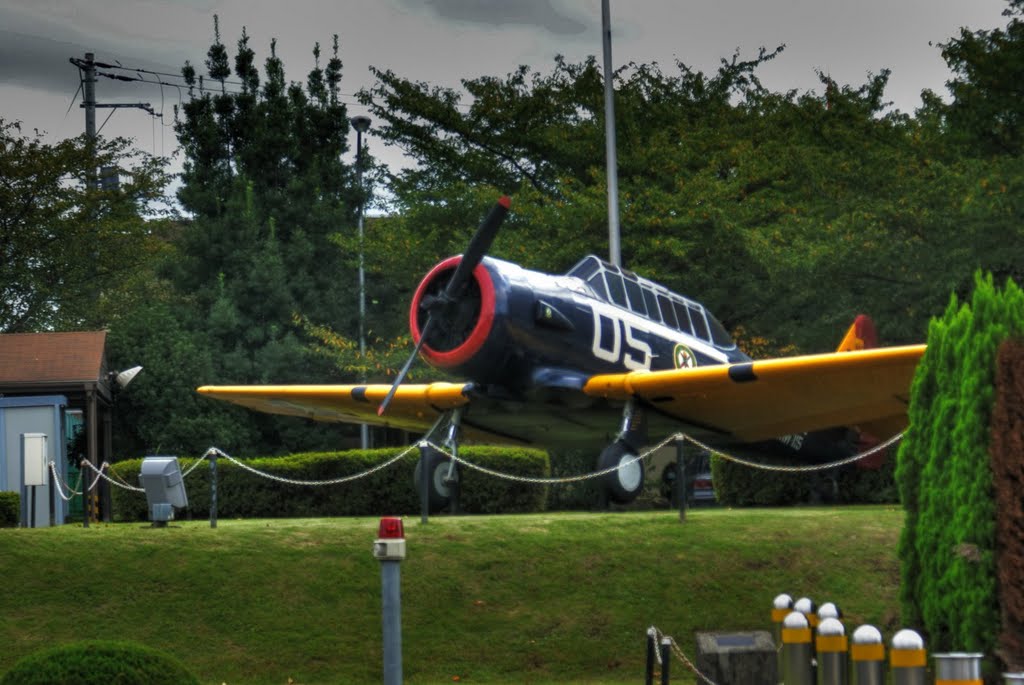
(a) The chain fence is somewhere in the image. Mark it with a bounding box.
[650,625,719,685]
[47,462,83,502]
[63,423,904,495]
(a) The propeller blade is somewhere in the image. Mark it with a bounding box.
[377,317,435,416]
[442,196,510,300]
[377,196,510,417]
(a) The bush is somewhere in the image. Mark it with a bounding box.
[108,446,549,521]
[896,272,1022,666]
[0,492,19,527]
[0,640,198,685]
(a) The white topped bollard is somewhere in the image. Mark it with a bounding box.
[850,625,885,685]
[773,593,794,681]
[889,629,926,685]
[795,597,819,631]
[1004,672,1024,684]
[374,517,406,685]
[815,617,847,685]
[817,602,842,622]
[782,611,814,685]
[933,652,983,685]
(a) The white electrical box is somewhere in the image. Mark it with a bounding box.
[21,433,48,486]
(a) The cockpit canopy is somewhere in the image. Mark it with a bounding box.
[566,255,736,350]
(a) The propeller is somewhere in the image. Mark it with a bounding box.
[378,196,511,416]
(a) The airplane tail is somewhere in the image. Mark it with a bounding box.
[836,314,878,352]
[835,315,891,468]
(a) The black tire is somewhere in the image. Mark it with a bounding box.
[598,441,645,504]
[413,448,459,512]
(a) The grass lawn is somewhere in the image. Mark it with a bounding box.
[0,506,904,684]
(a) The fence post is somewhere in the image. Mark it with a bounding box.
[374,517,406,685]
[850,625,885,685]
[889,629,925,685]
[933,653,983,685]
[660,636,672,685]
[782,611,813,685]
[209,451,218,529]
[816,617,848,685]
[645,627,657,685]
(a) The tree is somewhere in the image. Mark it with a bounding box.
[0,119,169,332]
[123,20,369,454]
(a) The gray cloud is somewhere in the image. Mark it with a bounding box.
[405,0,591,35]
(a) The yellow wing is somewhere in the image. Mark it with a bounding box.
[583,344,926,442]
[196,382,471,434]
[198,344,924,448]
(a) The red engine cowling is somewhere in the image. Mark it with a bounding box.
[409,255,498,373]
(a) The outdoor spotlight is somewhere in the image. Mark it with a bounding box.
[138,456,188,527]
[112,365,143,389]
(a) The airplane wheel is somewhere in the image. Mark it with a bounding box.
[414,449,459,512]
[598,441,644,504]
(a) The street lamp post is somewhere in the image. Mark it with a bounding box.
[351,115,372,450]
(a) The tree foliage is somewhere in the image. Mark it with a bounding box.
[108,20,368,455]
[0,119,169,332]
[896,273,1023,659]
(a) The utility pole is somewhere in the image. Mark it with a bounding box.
[351,115,372,451]
[602,0,622,267]
[82,52,97,187]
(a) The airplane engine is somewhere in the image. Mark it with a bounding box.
[409,255,509,383]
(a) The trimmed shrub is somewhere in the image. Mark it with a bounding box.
[108,446,549,521]
[896,272,1022,668]
[0,640,198,685]
[0,492,19,527]
[711,454,897,507]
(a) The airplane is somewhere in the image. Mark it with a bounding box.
[198,197,926,509]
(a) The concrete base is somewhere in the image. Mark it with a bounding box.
[695,631,777,685]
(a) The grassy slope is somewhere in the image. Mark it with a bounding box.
[0,507,903,684]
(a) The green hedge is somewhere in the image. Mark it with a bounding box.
[0,640,198,685]
[0,492,19,527]
[108,446,549,521]
[711,454,898,506]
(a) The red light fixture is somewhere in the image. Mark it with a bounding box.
[378,517,404,539]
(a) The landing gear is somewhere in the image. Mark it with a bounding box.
[414,445,459,512]
[414,409,462,515]
[598,440,645,504]
[597,399,648,505]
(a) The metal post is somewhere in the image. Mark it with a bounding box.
[601,0,621,267]
[659,636,671,685]
[850,625,885,685]
[782,611,814,685]
[816,617,848,685]
[772,593,794,682]
[645,627,657,685]
[374,518,406,685]
[418,444,430,525]
[889,629,925,685]
[209,452,218,529]
[1004,673,1024,684]
[675,438,686,521]
[932,653,983,685]
[351,115,372,451]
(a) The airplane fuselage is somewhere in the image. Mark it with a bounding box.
[411,254,751,396]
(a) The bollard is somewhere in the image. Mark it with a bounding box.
[773,594,794,645]
[890,629,926,685]
[816,617,847,685]
[933,652,983,685]
[660,636,672,685]
[374,517,406,685]
[774,594,795,683]
[209,451,218,529]
[795,597,819,630]
[850,625,885,685]
[646,627,657,685]
[783,611,814,685]
[818,602,842,622]
[1004,673,1024,684]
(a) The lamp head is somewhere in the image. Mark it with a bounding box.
[350,115,371,134]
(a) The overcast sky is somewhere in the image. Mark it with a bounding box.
[0,0,1010,175]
